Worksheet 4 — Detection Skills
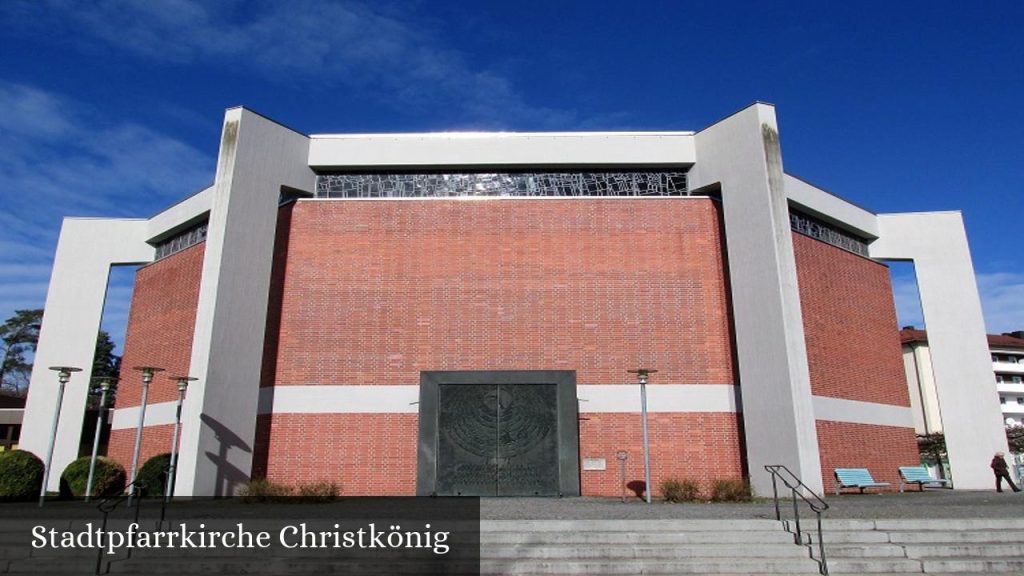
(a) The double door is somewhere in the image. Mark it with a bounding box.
[436,383,559,496]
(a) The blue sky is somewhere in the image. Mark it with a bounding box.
[1,0,1022,352]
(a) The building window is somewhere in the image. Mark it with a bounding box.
[996,374,1005,383]
[993,354,1001,362]
[315,170,689,199]
[788,210,871,257]
[153,221,208,261]
[1001,396,1007,404]
[1013,376,1023,384]
[1017,397,1024,405]
[1009,356,1020,364]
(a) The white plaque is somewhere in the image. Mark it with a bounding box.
[582,457,607,471]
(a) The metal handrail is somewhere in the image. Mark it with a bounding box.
[764,464,829,575]
[94,479,151,575]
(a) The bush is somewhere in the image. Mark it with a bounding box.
[710,477,753,502]
[298,482,340,502]
[60,456,126,498]
[0,450,45,501]
[239,479,294,502]
[660,477,702,503]
[134,453,171,498]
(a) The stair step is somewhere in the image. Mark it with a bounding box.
[827,557,924,573]
[920,557,1024,573]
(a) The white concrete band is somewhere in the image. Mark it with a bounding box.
[253,384,739,415]
[812,396,914,428]
[784,174,878,239]
[109,401,179,430]
[870,211,1009,490]
[308,132,696,169]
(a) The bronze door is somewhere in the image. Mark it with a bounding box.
[436,384,559,496]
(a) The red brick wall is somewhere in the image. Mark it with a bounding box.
[258,414,418,495]
[107,424,175,475]
[580,413,744,497]
[792,232,918,490]
[792,233,909,405]
[816,421,920,493]
[108,243,204,468]
[261,199,740,494]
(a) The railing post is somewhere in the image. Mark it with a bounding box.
[791,487,802,544]
[816,513,828,575]
[770,468,781,521]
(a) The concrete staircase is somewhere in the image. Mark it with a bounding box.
[480,519,822,575]
[809,518,1024,574]
[2,516,1023,575]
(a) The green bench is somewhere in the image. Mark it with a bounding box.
[898,466,951,492]
[834,468,890,495]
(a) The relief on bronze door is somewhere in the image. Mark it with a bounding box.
[436,384,559,496]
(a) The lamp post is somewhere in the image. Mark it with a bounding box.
[85,378,116,502]
[41,366,82,506]
[165,375,196,501]
[128,366,164,506]
[628,368,657,504]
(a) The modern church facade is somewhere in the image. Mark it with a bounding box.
[21,103,1009,497]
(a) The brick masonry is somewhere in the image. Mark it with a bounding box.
[792,232,910,406]
[108,243,203,469]
[816,420,920,493]
[257,199,741,495]
[792,232,919,490]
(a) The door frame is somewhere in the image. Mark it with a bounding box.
[416,370,580,496]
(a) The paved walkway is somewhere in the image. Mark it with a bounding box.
[480,490,1024,520]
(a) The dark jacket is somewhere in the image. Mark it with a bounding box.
[991,456,1009,474]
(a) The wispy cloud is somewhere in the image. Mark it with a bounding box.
[0,81,212,346]
[891,270,1024,335]
[977,272,1024,334]
[25,0,574,128]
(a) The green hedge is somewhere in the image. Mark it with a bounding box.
[135,453,171,498]
[60,456,126,498]
[0,450,44,501]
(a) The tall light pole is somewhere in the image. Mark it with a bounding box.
[165,375,196,501]
[41,366,82,506]
[85,378,116,502]
[128,366,164,506]
[628,368,657,504]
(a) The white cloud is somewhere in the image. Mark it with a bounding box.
[890,269,1024,335]
[0,81,212,339]
[977,272,1024,334]
[27,0,573,128]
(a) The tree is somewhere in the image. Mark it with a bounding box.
[1007,426,1024,455]
[917,432,947,479]
[0,308,121,398]
[0,309,42,396]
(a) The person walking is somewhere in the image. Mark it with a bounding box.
[990,452,1021,493]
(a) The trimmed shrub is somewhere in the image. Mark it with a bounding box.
[60,456,126,498]
[660,477,702,503]
[238,479,293,502]
[710,477,753,502]
[298,482,340,502]
[135,453,171,498]
[0,450,45,501]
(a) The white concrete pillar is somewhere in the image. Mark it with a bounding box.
[174,108,314,496]
[690,103,823,495]
[21,219,152,490]
[870,212,1008,489]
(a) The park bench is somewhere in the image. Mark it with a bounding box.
[833,468,890,495]
[898,465,951,492]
